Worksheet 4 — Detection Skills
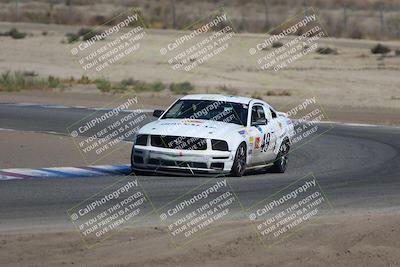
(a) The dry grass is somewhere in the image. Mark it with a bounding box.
[0,0,399,39]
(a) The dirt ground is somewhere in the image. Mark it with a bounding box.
[1,14,400,267]
[0,22,399,119]
[0,130,131,168]
[0,212,399,267]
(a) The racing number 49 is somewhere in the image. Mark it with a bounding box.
[261,132,271,152]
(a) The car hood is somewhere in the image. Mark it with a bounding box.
[138,119,245,140]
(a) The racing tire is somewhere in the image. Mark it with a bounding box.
[271,139,290,173]
[231,143,247,177]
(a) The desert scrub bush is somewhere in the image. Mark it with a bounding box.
[82,30,104,41]
[117,79,167,92]
[120,78,139,87]
[92,77,168,93]
[22,71,38,77]
[0,71,25,91]
[132,81,166,92]
[77,28,91,37]
[95,77,112,92]
[217,84,238,95]
[77,75,92,84]
[65,28,104,44]
[0,28,26,39]
[251,92,263,100]
[316,47,338,55]
[169,82,194,94]
[272,41,284,48]
[371,44,391,54]
[48,76,61,88]
[9,28,26,39]
[150,81,166,92]
[66,32,80,43]
[266,89,291,96]
[0,71,62,91]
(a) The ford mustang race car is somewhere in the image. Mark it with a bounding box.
[131,94,294,176]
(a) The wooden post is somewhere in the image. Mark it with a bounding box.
[303,0,308,17]
[379,3,385,34]
[264,0,269,31]
[171,0,176,29]
[15,0,19,21]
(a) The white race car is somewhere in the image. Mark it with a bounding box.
[131,94,294,176]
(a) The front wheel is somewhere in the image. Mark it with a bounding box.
[231,143,247,177]
[271,140,290,173]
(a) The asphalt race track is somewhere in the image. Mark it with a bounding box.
[0,103,399,232]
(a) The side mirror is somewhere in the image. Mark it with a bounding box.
[265,118,269,125]
[153,109,165,118]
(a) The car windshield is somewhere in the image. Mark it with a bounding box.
[162,99,248,126]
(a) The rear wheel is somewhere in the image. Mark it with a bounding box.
[231,143,247,177]
[271,140,290,173]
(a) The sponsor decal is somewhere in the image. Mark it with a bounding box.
[249,136,255,142]
[255,137,261,149]
[248,149,253,155]
[238,130,246,135]
[278,122,283,129]
[256,125,263,133]
[184,119,203,124]
[182,119,205,126]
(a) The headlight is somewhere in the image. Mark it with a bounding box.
[211,139,229,151]
[135,134,148,146]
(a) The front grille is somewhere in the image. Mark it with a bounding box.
[133,156,144,164]
[148,158,207,169]
[151,135,207,150]
[211,162,224,169]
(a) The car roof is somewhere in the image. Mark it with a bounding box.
[181,94,265,105]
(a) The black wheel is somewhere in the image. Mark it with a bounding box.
[271,140,290,173]
[231,143,247,177]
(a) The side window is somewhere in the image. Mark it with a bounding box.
[270,108,277,118]
[251,105,266,125]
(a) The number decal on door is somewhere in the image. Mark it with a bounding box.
[261,133,270,152]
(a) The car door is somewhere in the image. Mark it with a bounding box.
[247,104,276,166]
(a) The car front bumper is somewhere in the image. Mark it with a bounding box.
[131,145,235,175]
